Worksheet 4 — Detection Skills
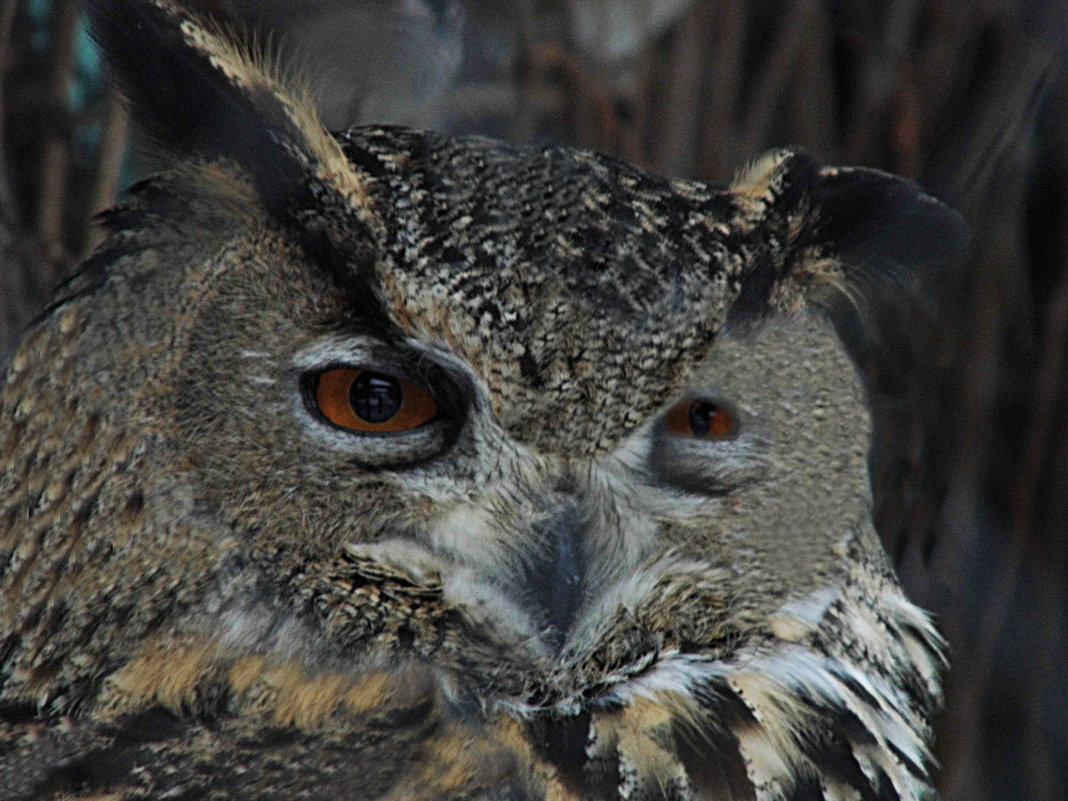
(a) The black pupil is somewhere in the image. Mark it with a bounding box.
[350,372,402,423]
[688,401,718,437]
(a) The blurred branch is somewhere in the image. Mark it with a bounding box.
[1,0,45,354]
[649,3,708,176]
[0,0,19,222]
[36,0,79,274]
[81,82,129,258]
[843,0,926,165]
[527,41,629,155]
[1018,273,1068,801]
[695,0,746,179]
[738,0,809,155]
[931,172,1022,797]
[790,0,838,160]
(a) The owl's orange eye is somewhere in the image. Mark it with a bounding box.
[665,398,737,440]
[314,369,438,433]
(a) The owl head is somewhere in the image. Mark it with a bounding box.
[0,1,965,797]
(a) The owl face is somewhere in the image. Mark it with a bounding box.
[63,143,882,712]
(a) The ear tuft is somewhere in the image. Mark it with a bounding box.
[812,167,968,277]
[87,0,394,331]
[87,0,374,224]
[729,148,821,216]
[726,148,966,324]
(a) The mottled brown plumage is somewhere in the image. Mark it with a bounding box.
[0,1,964,799]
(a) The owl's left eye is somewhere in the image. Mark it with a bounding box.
[665,397,738,440]
[313,368,438,434]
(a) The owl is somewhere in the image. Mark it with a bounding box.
[0,1,965,799]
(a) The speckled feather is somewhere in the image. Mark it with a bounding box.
[0,1,962,799]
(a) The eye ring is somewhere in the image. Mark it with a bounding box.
[665,397,738,441]
[313,368,438,434]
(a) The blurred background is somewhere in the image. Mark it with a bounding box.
[0,1,1065,798]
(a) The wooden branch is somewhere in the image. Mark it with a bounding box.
[790,0,838,160]
[841,0,927,164]
[35,0,80,278]
[695,0,746,180]
[738,0,808,155]
[649,3,708,176]
[527,41,625,154]
[0,0,20,224]
[81,82,130,258]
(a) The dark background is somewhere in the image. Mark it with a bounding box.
[1,1,1065,799]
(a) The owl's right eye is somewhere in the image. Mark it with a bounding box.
[312,368,438,434]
